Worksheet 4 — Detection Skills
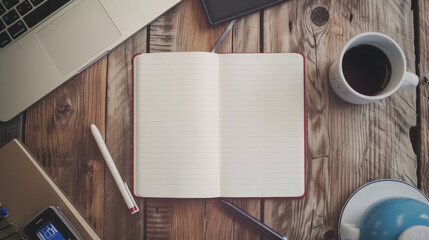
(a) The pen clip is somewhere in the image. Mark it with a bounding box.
[124,182,139,214]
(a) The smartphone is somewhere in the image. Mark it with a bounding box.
[23,206,83,240]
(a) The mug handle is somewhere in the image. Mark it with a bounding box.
[400,72,419,89]
[339,224,360,240]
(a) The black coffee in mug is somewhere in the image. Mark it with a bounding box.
[342,44,392,96]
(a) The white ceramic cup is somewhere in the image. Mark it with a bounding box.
[329,32,419,104]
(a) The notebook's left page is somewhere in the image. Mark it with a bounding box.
[133,52,220,198]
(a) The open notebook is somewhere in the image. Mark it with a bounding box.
[133,52,305,198]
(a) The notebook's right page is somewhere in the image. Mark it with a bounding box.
[219,53,305,197]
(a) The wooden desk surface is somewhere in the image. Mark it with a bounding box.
[1,0,428,239]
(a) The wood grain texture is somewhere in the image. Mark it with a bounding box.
[149,0,227,53]
[146,199,205,239]
[263,0,417,239]
[103,28,148,240]
[24,58,107,236]
[0,114,24,148]
[418,0,429,195]
[232,13,261,53]
[146,0,228,239]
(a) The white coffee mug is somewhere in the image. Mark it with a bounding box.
[329,32,419,104]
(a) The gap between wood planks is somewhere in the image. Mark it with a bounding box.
[411,0,422,189]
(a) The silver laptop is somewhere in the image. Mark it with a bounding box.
[0,0,180,122]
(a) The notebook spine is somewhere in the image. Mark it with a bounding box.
[0,203,27,240]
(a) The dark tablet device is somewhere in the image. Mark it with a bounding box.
[201,0,288,25]
[24,206,83,240]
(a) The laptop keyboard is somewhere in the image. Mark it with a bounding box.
[0,0,70,48]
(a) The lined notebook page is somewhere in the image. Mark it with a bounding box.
[219,54,305,197]
[133,52,220,198]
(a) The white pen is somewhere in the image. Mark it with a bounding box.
[90,124,139,214]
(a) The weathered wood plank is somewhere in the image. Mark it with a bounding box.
[0,114,24,148]
[263,0,417,239]
[147,0,228,239]
[103,28,147,240]
[146,199,205,239]
[232,13,261,54]
[205,200,233,240]
[205,12,263,240]
[418,0,429,195]
[149,0,227,53]
[230,199,261,240]
[24,58,107,236]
